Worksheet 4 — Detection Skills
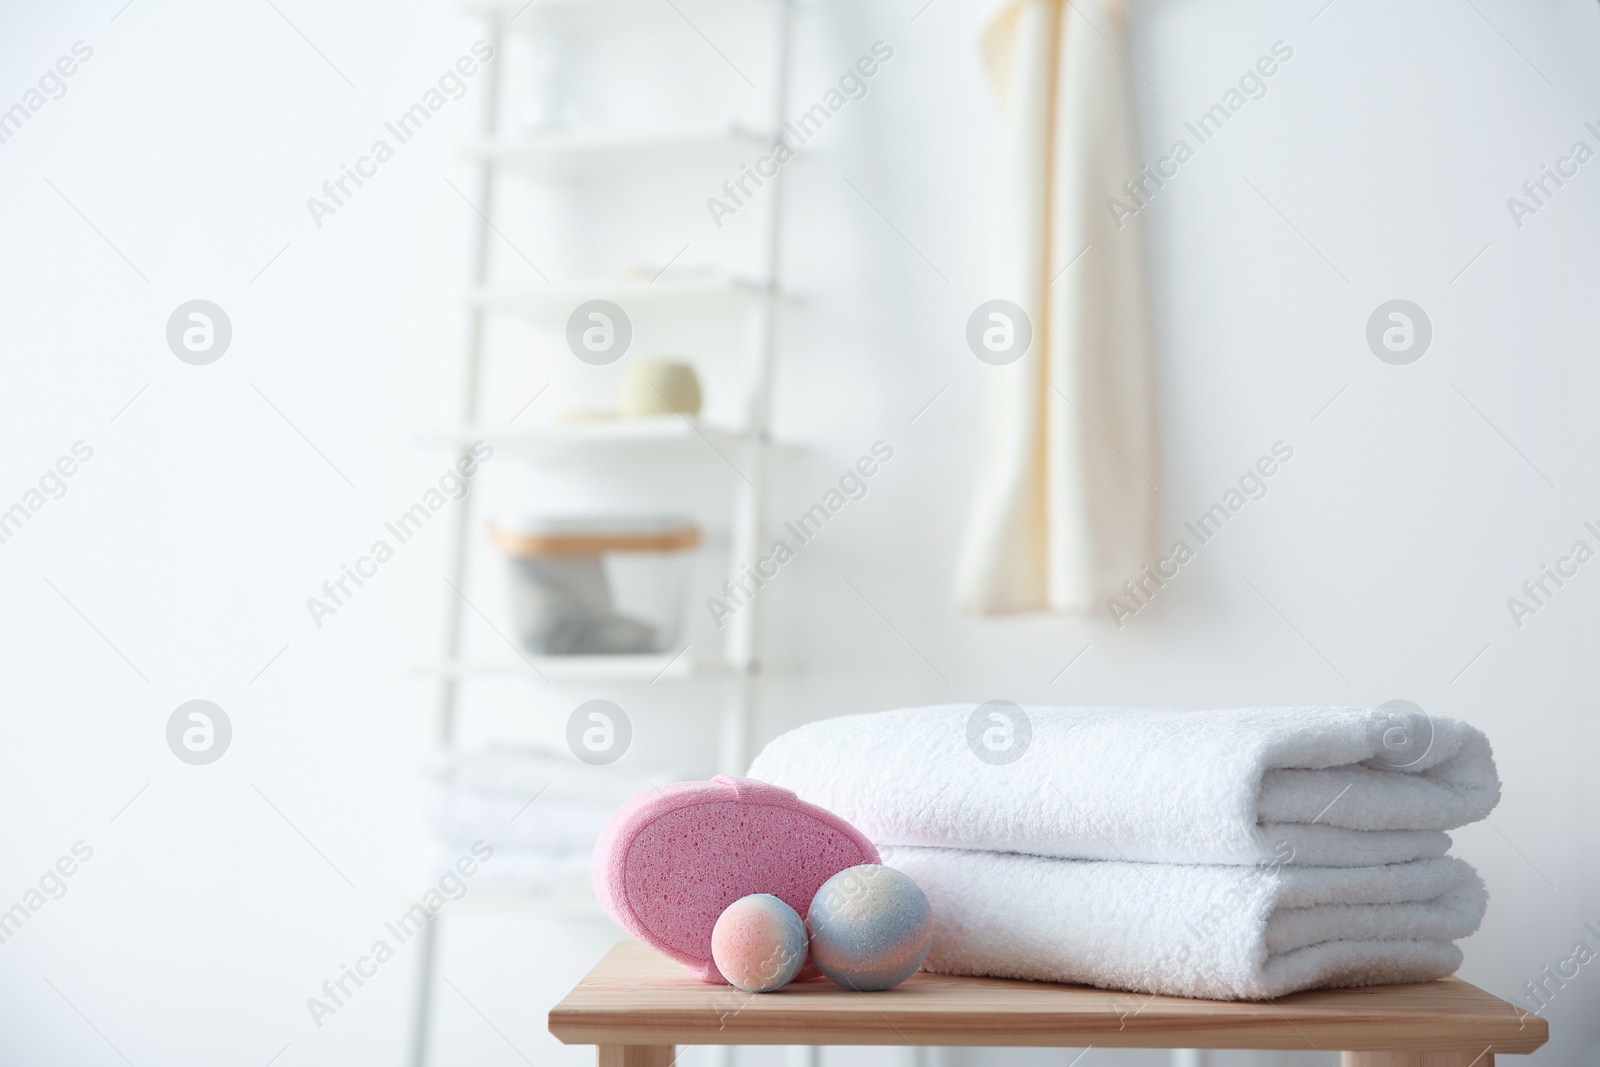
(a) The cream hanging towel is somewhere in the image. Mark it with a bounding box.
[955,0,1158,614]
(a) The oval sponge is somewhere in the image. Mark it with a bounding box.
[593,776,879,983]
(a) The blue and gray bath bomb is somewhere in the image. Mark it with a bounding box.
[806,864,932,991]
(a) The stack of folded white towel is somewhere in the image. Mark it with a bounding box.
[426,747,683,896]
[748,705,1500,1000]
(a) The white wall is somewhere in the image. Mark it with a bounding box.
[0,1,1596,1065]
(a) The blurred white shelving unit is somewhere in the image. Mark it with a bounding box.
[455,887,605,918]
[418,652,720,682]
[466,124,771,177]
[418,414,752,453]
[468,276,778,319]
[410,1,795,1064]
[419,654,795,682]
[460,0,769,33]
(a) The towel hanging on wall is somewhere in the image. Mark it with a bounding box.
[955,0,1159,614]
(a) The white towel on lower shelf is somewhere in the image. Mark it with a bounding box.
[453,844,595,895]
[884,847,1487,1000]
[748,705,1499,867]
[424,746,688,803]
[428,792,614,849]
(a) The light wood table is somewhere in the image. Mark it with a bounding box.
[550,942,1547,1067]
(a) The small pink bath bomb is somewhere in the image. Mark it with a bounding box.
[711,894,809,993]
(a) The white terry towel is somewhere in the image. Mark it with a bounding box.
[886,847,1487,1000]
[748,705,1500,867]
[955,0,1159,614]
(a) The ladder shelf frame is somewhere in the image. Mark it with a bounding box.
[408,2,796,1063]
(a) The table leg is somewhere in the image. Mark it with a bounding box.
[597,1046,676,1067]
[1341,1053,1494,1067]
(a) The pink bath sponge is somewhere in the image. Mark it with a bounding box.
[592,775,879,983]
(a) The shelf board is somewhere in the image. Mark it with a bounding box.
[469,276,777,321]
[417,415,757,456]
[420,656,798,682]
[462,0,774,33]
[453,887,608,919]
[465,124,772,177]
[420,652,727,681]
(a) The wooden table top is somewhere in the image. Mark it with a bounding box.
[548,941,1548,1054]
